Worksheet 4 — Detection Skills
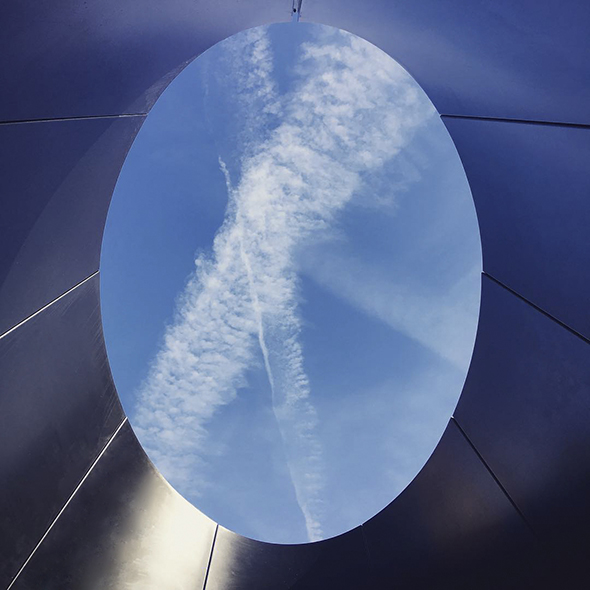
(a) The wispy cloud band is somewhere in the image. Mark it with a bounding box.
[134,26,434,541]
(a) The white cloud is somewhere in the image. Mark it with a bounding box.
[133,26,434,541]
[302,252,481,371]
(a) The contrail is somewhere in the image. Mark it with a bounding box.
[219,156,277,401]
[133,26,434,541]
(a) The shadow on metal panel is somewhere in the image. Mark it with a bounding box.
[0,116,144,336]
[456,275,590,580]
[0,276,124,588]
[442,117,590,341]
[206,526,369,590]
[362,420,547,589]
[0,1,289,122]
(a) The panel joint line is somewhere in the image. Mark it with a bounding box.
[451,417,538,538]
[0,270,100,342]
[0,113,146,126]
[202,524,219,590]
[441,113,590,130]
[483,273,590,347]
[6,418,129,590]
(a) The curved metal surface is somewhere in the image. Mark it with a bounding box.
[10,422,217,590]
[1,0,589,588]
[0,116,143,336]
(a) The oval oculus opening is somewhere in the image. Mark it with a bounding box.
[101,23,482,544]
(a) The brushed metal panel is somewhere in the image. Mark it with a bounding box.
[0,116,143,336]
[11,422,216,590]
[205,526,369,590]
[0,0,290,122]
[456,276,590,579]
[362,421,546,589]
[442,117,590,340]
[0,275,124,587]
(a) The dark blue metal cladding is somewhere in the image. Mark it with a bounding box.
[0,275,124,588]
[0,116,144,337]
[204,429,552,590]
[0,0,289,122]
[205,526,369,590]
[455,276,590,580]
[441,117,590,341]
[361,420,547,589]
[302,0,590,124]
[10,422,217,590]
[0,0,589,588]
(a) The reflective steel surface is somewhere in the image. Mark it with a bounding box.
[442,117,590,340]
[0,276,124,588]
[2,0,590,587]
[456,276,590,580]
[206,526,370,590]
[363,420,547,588]
[0,116,143,336]
[11,423,216,590]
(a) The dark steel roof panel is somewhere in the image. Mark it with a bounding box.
[362,420,547,589]
[0,0,289,122]
[205,525,369,590]
[0,116,142,336]
[11,422,216,590]
[443,117,590,340]
[0,275,124,588]
[456,275,590,577]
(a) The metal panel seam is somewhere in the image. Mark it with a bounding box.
[450,417,537,538]
[202,524,219,590]
[5,417,129,590]
[441,114,590,131]
[359,523,374,577]
[483,273,590,347]
[0,270,100,341]
[0,114,146,126]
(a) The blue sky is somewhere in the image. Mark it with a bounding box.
[101,23,481,544]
